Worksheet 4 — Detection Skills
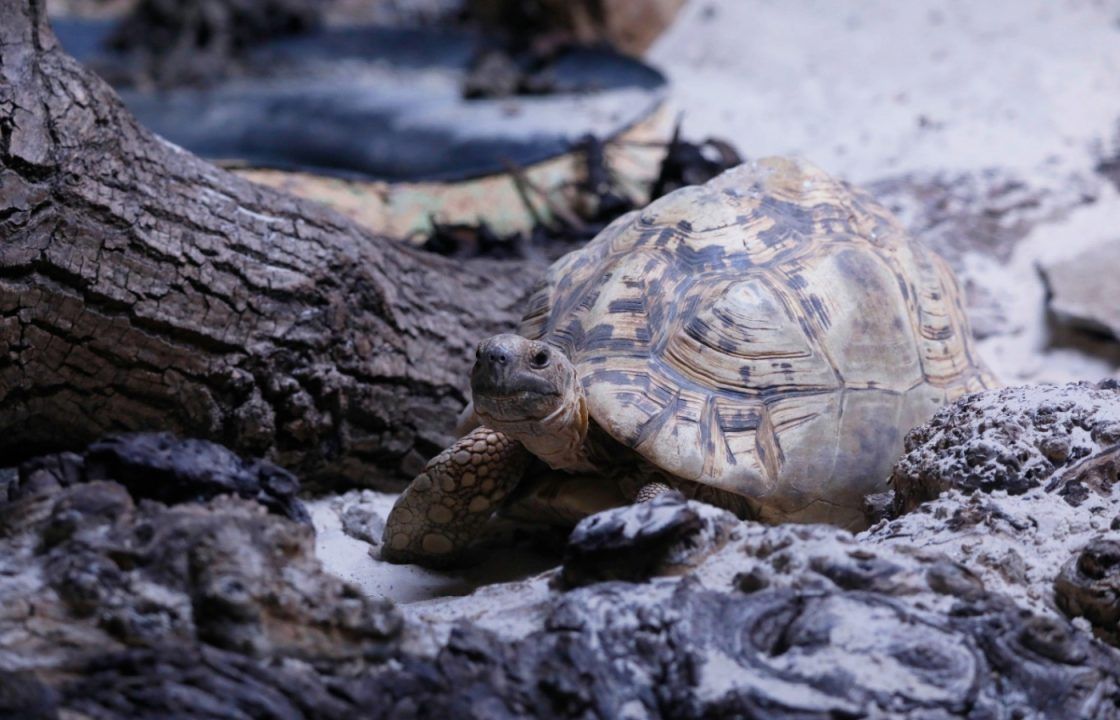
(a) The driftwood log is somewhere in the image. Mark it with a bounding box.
[0,0,542,489]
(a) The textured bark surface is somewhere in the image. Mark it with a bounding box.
[0,0,542,489]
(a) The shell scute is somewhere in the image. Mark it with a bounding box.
[519,157,994,528]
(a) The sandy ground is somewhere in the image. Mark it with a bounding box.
[315,0,1120,606]
[651,0,1120,183]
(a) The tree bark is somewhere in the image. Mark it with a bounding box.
[0,0,542,489]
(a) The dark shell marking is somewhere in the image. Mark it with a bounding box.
[520,157,995,529]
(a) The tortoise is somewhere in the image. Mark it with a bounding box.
[381,156,996,566]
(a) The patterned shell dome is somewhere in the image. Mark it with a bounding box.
[518,157,995,528]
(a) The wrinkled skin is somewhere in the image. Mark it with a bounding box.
[382,334,654,566]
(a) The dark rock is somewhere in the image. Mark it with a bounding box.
[15,433,309,524]
[734,566,772,593]
[1099,146,1120,192]
[15,452,85,500]
[0,443,400,685]
[862,490,894,525]
[0,468,18,503]
[560,492,736,587]
[1047,443,1120,506]
[925,561,987,601]
[1055,537,1120,647]
[807,551,904,592]
[890,381,1120,513]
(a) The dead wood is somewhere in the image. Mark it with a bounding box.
[0,0,543,490]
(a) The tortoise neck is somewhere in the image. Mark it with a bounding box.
[498,392,597,473]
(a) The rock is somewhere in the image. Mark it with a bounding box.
[333,490,388,547]
[387,508,1120,718]
[1047,442,1120,507]
[1042,239,1120,341]
[0,443,400,680]
[861,490,894,525]
[866,381,1120,619]
[1098,142,1120,193]
[6,438,1120,718]
[14,433,310,524]
[560,492,737,587]
[61,645,357,720]
[1055,537,1120,647]
[889,381,1120,513]
[0,467,16,503]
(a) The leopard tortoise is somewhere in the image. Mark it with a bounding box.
[382,156,995,566]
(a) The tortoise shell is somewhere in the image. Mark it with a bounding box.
[518,157,995,528]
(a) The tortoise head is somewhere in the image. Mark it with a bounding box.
[471,334,579,425]
[471,334,592,471]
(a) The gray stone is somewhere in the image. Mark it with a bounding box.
[0,438,400,679]
[333,490,387,546]
[1043,239,1120,341]
[867,381,1120,621]
[560,491,737,588]
[15,432,310,525]
[889,381,1120,512]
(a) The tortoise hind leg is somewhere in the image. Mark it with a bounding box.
[381,427,530,566]
[502,475,691,524]
[502,471,630,526]
[634,476,756,519]
[635,481,673,502]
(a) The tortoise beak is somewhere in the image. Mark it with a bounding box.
[472,334,557,400]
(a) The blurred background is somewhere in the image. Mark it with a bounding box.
[47,0,1120,387]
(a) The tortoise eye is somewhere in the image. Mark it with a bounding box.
[530,348,551,369]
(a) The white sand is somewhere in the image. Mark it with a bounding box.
[650,0,1120,183]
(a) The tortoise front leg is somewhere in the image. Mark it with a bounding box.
[381,426,531,566]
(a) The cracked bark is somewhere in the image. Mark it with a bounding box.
[0,0,542,489]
